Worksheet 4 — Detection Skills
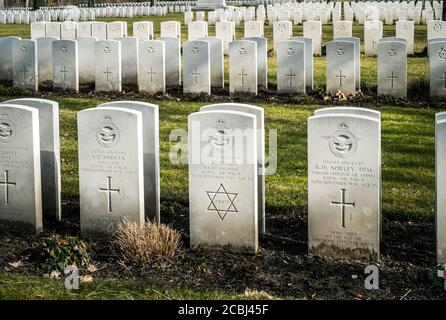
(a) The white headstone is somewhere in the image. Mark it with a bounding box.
[91,21,107,41]
[273,20,292,50]
[333,20,352,39]
[199,103,265,235]
[335,37,361,89]
[184,11,193,26]
[364,20,383,56]
[427,20,446,40]
[243,36,268,89]
[183,40,211,94]
[97,101,160,222]
[215,20,235,55]
[77,22,92,38]
[52,40,79,92]
[95,40,122,92]
[308,108,381,260]
[277,40,305,94]
[0,105,42,233]
[160,21,181,40]
[46,22,61,39]
[117,37,138,87]
[229,40,258,95]
[12,40,38,92]
[133,21,153,41]
[158,37,181,87]
[326,40,356,95]
[61,21,76,40]
[138,40,165,94]
[196,11,206,21]
[1,99,61,221]
[188,110,258,252]
[244,20,264,38]
[303,20,322,55]
[377,41,407,98]
[77,36,97,85]
[396,20,415,55]
[0,36,21,83]
[436,112,446,263]
[429,41,446,97]
[31,22,46,39]
[188,21,208,40]
[78,107,144,236]
[289,37,313,92]
[107,21,125,40]
[198,37,224,89]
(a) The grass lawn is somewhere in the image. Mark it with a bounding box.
[0,14,443,300]
[0,272,272,299]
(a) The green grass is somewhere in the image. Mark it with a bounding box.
[0,273,271,299]
[0,15,440,299]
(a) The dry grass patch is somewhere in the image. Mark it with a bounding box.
[114,220,181,267]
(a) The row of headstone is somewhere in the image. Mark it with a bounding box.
[0,36,182,94]
[31,21,131,40]
[348,1,441,25]
[260,1,438,25]
[33,20,182,41]
[28,15,442,58]
[0,33,439,99]
[324,37,407,98]
[1,3,169,24]
[3,97,446,263]
[4,1,440,25]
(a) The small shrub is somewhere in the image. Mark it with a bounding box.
[114,220,181,267]
[42,234,91,272]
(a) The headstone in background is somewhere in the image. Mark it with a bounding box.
[183,40,211,94]
[95,40,122,92]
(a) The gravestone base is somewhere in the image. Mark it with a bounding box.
[309,243,379,261]
[0,219,39,234]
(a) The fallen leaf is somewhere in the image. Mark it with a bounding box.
[8,261,23,268]
[80,275,93,283]
[244,288,273,300]
[87,264,97,273]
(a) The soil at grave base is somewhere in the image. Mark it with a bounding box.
[1,82,445,109]
[0,198,445,300]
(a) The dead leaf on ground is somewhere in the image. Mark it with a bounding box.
[86,264,97,273]
[80,275,93,283]
[8,261,23,268]
[244,288,274,299]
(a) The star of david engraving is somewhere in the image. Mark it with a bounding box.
[206,183,238,221]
